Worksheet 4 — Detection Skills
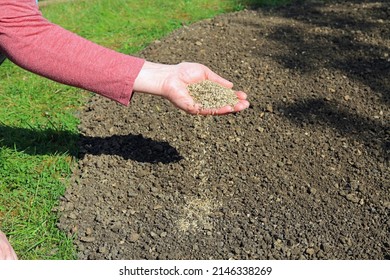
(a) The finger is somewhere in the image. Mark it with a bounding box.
[235,91,248,100]
[197,99,250,115]
[197,106,232,116]
[205,69,233,89]
[197,104,235,116]
[234,99,250,112]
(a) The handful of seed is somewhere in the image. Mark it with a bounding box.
[187,80,239,109]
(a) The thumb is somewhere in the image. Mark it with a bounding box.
[206,70,233,89]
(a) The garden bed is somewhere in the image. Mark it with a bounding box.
[57,0,389,259]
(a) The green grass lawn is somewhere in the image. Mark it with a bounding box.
[0,0,289,259]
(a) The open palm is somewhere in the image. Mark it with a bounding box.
[134,61,249,115]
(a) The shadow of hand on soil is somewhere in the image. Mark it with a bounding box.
[0,125,183,164]
[262,0,389,105]
[79,133,183,164]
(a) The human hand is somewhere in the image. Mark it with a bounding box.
[0,231,17,260]
[133,61,250,115]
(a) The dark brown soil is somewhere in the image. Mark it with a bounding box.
[57,0,389,260]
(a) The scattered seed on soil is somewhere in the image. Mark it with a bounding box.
[187,80,239,109]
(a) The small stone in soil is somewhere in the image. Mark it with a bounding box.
[80,236,95,243]
[128,233,140,243]
[187,80,239,109]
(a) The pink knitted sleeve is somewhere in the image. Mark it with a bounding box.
[0,0,145,106]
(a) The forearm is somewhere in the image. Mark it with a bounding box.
[0,0,144,105]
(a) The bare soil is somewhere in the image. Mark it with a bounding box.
[57,0,389,260]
